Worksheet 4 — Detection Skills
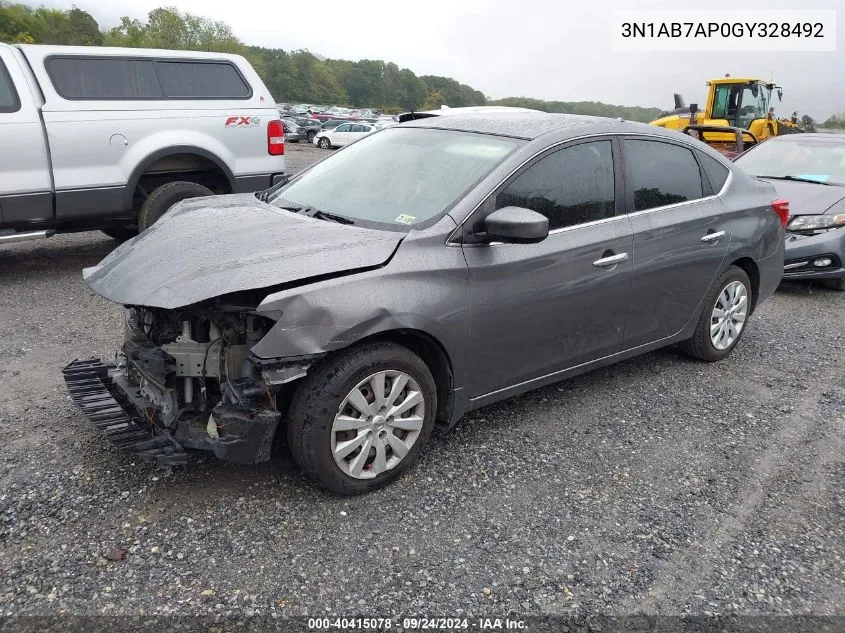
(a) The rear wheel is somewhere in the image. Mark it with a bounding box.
[286,342,437,495]
[679,265,752,362]
[138,181,214,231]
[318,137,331,149]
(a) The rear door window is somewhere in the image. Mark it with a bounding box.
[624,140,704,211]
[155,61,250,99]
[0,59,21,112]
[496,140,616,231]
[46,57,163,99]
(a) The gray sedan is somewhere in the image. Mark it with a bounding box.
[733,133,845,290]
[64,112,785,495]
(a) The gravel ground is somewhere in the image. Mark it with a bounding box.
[1,142,844,624]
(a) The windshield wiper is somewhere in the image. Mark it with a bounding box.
[303,208,355,225]
[757,175,835,186]
[267,201,355,224]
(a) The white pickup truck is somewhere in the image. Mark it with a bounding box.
[0,43,285,242]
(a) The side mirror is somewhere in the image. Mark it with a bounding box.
[482,207,549,244]
[777,88,783,101]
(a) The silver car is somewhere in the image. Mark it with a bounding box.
[733,133,845,290]
[64,112,785,495]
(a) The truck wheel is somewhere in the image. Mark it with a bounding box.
[679,265,752,362]
[101,227,137,241]
[286,342,437,495]
[138,181,214,232]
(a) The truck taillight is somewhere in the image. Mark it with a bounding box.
[267,120,284,156]
[771,199,789,227]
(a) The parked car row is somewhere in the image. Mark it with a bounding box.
[278,102,384,122]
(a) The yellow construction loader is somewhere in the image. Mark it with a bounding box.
[650,76,815,157]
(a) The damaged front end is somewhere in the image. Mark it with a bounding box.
[63,304,315,467]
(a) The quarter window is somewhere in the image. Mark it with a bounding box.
[697,151,730,194]
[625,140,703,211]
[496,141,615,230]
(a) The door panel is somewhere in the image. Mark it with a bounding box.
[622,138,732,348]
[462,138,633,399]
[464,220,634,397]
[0,49,52,224]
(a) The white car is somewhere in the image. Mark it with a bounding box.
[314,122,376,149]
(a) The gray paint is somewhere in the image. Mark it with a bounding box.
[83,194,403,309]
[83,114,785,425]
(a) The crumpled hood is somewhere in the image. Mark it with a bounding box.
[759,178,845,216]
[84,194,403,309]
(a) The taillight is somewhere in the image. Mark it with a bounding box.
[267,120,284,156]
[771,199,789,227]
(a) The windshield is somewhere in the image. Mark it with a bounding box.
[734,138,845,185]
[270,127,521,229]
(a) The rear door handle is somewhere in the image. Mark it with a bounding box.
[593,252,629,267]
[701,230,726,243]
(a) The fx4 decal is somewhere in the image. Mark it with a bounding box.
[225,116,261,127]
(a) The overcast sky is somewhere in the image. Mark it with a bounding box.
[30,0,845,119]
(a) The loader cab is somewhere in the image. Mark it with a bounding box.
[708,79,774,131]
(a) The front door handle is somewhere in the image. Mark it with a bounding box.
[701,230,726,243]
[593,252,629,268]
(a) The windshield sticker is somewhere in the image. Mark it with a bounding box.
[795,174,831,183]
[395,214,416,224]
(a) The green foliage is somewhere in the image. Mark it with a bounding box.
[422,89,446,110]
[0,2,682,119]
[488,96,662,123]
[820,115,845,129]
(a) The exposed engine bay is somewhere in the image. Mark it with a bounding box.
[63,304,315,466]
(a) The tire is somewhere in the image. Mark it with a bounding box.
[679,265,752,362]
[101,226,137,241]
[286,342,437,495]
[137,181,214,232]
[318,137,331,149]
[822,277,845,291]
[306,130,317,143]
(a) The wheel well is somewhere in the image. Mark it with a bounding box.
[730,257,760,313]
[357,329,454,428]
[132,153,232,214]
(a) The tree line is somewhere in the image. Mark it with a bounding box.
[1,3,660,120]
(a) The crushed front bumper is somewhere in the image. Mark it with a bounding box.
[62,358,188,466]
[63,357,283,468]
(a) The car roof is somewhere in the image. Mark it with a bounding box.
[399,111,675,141]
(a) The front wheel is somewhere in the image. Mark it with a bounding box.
[679,265,752,361]
[286,343,437,495]
[318,137,331,149]
[306,130,317,143]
